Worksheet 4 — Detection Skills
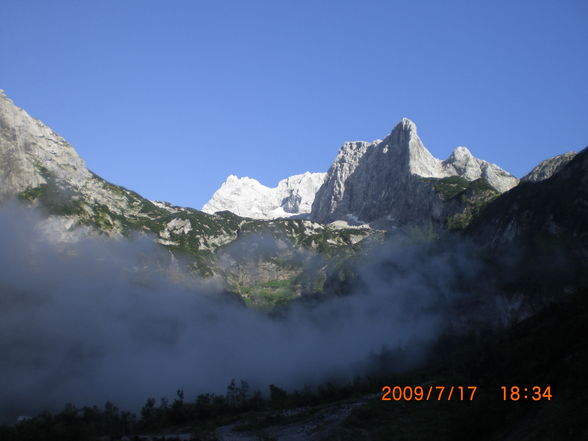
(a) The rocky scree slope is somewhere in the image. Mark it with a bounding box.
[0,90,375,305]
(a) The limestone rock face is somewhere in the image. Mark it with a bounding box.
[311,118,518,225]
[202,117,518,226]
[521,152,577,183]
[0,89,147,218]
[441,146,519,193]
[0,90,91,197]
[202,172,326,219]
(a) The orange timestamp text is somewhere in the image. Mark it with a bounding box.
[381,385,478,401]
[500,385,552,401]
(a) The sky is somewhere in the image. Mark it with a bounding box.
[1,0,587,209]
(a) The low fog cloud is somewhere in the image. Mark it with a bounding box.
[0,203,485,420]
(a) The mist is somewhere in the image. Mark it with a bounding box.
[0,203,485,420]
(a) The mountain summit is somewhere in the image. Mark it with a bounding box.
[203,118,519,227]
[202,172,326,219]
[0,88,518,233]
[311,118,518,225]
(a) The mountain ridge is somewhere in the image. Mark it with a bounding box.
[203,117,520,227]
[521,151,577,183]
[202,171,326,219]
[1,88,583,306]
[0,89,377,308]
[310,117,518,226]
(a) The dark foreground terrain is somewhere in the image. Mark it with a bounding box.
[2,284,586,441]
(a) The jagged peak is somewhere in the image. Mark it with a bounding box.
[340,140,377,150]
[448,146,475,160]
[380,117,446,178]
[203,171,326,219]
[388,117,418,137]
[400,116,417,130]
[454,145,472,154]
[222,174,266,188]
[384,117,424,151]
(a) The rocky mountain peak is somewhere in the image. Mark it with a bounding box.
[202,172,326,220]
[374,118,439,177]
[385,117,417,147]
[389,117,417,139]
[311,119,519,224]
[521,152,577,183]
[202,116,520,225]
[450,146,474,158]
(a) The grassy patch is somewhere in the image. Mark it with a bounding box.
[241,278,299,312]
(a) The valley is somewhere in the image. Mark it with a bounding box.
[0,89,586,440]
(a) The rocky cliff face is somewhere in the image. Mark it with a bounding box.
[521,152,577,183]
[202,172,326,219]
[0,90,90,196]
[0,89,169,220]
[441,145,518,192]
[311,118,518,226]
[202,118,518,228]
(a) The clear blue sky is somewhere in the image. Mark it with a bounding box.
[1,0,587,208]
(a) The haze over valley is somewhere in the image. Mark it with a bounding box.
[0,88,587,439]
[1,1,586,439]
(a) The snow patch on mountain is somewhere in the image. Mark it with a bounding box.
[202,172,326,219]
[203,118,519,224]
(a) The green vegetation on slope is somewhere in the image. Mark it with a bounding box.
[418,176,500,230]
[240,278,299,312]
[16,170,377,302]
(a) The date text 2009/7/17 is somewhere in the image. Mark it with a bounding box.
[381,385,477,401]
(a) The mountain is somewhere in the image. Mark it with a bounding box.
[521,151,576,183]
[466,146,588,302]
[311,118,518,226]
[3,87,584,309]
[468,146,588,247]
[202,172,326,219]
[0,90,375,308]
[2,89,587,440]
[0,90,240,252]
[203,118,518,229]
